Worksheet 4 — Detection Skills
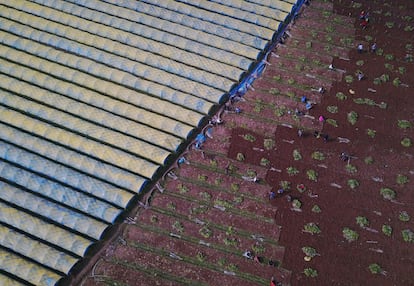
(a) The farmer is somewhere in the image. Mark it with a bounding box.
[322,134,329,142]
[357,71,365,81]
[243,250,253,259]
[340,152,350,161]
[361,18,368,29]
[269,191,276,200]
[328,63,335,70]
[317,87,325,94]
[357,43,364,53]
[270,277,282,286]
[297,129,304,137]
[371,42,377,53]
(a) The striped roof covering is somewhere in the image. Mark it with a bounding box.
[0,0,302,285]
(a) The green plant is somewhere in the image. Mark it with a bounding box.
[303,268,318,277]
[382,224,392,236]
[399,211,410,222]
[379,73,390,83]
[347,179,359,189]
[293,149,302,160]
[264,138,275,150]
[401,138,412,147]
[345,164,358,174]
[312,204,321,213]
[368,263,384,275]
[356,60,364,66]
[373,77,382,85]
[227,263,238,272]
[286,166,299,176]
[260,158,270,167]
[345,75,354,83]
[150,215,158,223]
[398,66,406,74]
[303,222,321,235]
[366,129,376,138]
[226,226,236,236]
[302,246,318,258]
[306,41,312,49]
[199,191,212,201]
[273,75,281,81]
[292,199,302,209]
[311,151,325,161]
[380,188,396,200]
[376,48,384,56]
[233,196,243,205]
[347,111,358,125]
[286,90,296,99]
[393,77,401,87]
[287,78,295,85]
[172,221,184,233]
[199,226,212,238]
[385,53,394,60]
[223,237,238,247]
[327,105,338,113]
[343,227,359,242]
[214,178,223,186]
[210,159,218,168]
[364,156,374,164]
[274,106,286,117]
[396,174,409,185]
[198,174,208,182]
[356,216,369,228]
[236,153,245,161]
[196,251,206,262]
[402,229,414,243]
[167,202,176,211]
[217,257,226,267]
[246,169,257,178]
[385,22,394,28]
[252,243,265,254]
[397,120,412,129]
[242,134,256,142]
[336,92,347,100]
[178,183,189,193]
[230,183,240,192]
[326,118,338,127]
[279,180,291,190]
[306,169,318,182]
[269,87,280,95]
[384,63,394,70]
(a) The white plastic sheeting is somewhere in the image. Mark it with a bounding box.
[0,0,299,284]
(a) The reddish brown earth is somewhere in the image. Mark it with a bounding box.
[80,0,414,285]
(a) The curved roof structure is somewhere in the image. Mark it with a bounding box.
[0,0,302,285]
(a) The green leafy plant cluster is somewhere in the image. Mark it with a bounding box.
[380,187,396,200]
[293,149,302,161]
[402,229,414,243]
[306,169,318,182]
[303,222,321,235]
[347,111,358,125]
[303,268,318,277]
[382,224,392,236]
[302,246,318,258]
[347,179,359,189]
[311,151,325,161]
[343,227,359,242]
[399,211,410,222]
[286,166,299,176]
[356,216,369,228]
